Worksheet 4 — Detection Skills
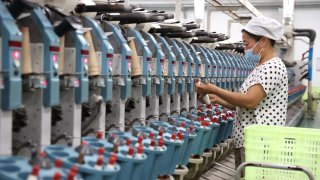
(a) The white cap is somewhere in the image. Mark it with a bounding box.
[243,16,283,41]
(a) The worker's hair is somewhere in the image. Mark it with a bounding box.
[242,29,275,47]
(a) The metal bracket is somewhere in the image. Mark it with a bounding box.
[166,77,172,84]
[236,161,315,180]
[176,77,182,84]
[113,76,125,86]
[89,76,105,88]
[22,74,46,90]
[152,77,160,84]
[60,75,79,89]
[0,75,4,90]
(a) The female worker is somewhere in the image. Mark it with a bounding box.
[195,16,288,168]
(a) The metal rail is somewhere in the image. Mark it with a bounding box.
[236,161,315,180]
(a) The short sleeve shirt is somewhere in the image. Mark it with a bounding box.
[232,57,288,148]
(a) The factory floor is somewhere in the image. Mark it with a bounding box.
[299,88,320,128]
[299,101,320,128]
[200,153,236,180]
[199,95,320,180]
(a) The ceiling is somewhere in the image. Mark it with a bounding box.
[247,0,320,6]
[129,0,320,20]
[130,0,320,8]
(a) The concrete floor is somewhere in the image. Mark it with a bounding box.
[299,101,320,128]
[200,153,236,180]
[197,97,320,180]
[197,102,320,180]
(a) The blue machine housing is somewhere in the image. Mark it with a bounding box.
[0,2,22,110]
[239,55,247,81]
[237,55,247,83]
[196,46,211,82]
[166,38,186,94]
[203,48,216,84]
[218,51,230,89]
[232,54,242,88]
[83,17,113,101]
[127,28,152,97]
[45,145,121,180]
[154,35,176,95]
[212,50,226,88]
[176,40,195,93]
[209,49,222,87]
[31,7,60,107]
[226,52,236,89]
[0,156,69,180]
[224,52,236,89]
[141,32,165,96]
[234,55,243,86]
[241,55,251,79]
[71,30,90,104]
[229,53,240,89]
[186,43,201,80]
[102,22,132,100]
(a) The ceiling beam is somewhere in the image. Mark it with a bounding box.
[236,0,263,17]
[131,1,320,8]
[205,0,240,19]
[207,5,244,11]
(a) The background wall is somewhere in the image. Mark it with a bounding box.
[207,6,320,87]
[130,2,320,87]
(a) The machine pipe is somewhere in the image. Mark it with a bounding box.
[75,3,133,14]
[293,28,316,114]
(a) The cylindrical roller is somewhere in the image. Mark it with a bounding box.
[101,13,165,24]
[163,59,168,76]
[183,62,187,76]
[218,35,228,41]
[21,27,33,75]
[173,61,178,76]
[128,39,142,76]
[195,30,209,37]
[165,32,195,38]
[54,16,82,37]
[191,36,216,43]
[59,36,65,75]
[74,0,97,18]
[215,44,236,50]
[8,0,37,19]
[208,32,219,38]
[152,13,174,20]
[84,31,100,76]
[74,3,133,13]
[183,23,200,30]
[149,26,186,34]
[200,64,205,78]
[149,10,174,20]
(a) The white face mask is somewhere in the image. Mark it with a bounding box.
[245,39,263,65]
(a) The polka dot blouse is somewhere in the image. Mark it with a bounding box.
[232,57,288,148]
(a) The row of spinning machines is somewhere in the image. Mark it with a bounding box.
[0,0,255,179]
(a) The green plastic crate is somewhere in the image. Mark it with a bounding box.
[244,125,320,180]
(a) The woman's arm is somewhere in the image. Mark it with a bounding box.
[207,94,236,110]
[196,83,266,109]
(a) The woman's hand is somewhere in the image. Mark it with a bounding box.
[198,93,221,104]
[195,82,217,95]
[208,94,220,104]
[198,93,236,110]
